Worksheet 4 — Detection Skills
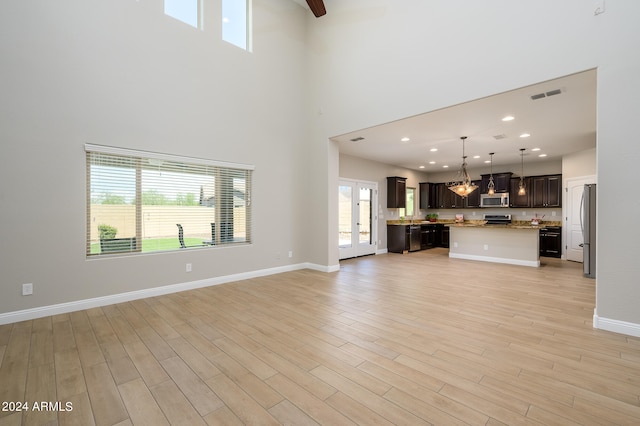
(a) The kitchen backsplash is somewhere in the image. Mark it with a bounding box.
[413,207,562,225]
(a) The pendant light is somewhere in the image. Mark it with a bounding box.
[518,148,526,196]
[447,136,478,198]
[487,152,495,195]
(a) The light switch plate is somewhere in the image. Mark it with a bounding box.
[22,283,33,296]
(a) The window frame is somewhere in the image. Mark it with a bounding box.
[86,144,254,257]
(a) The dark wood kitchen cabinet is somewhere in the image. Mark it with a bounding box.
[438,183,464,209]
[387,223,448,253]
[419,182,432,209]
[428,183,443,208]
[387,176,407,208]
[509,177,531,207]
[387,224,408,253]
[420,224,438,249]
[464,180,482,208]
[440,225,450,248]
[481,172,512,193]
[532,174,562,208]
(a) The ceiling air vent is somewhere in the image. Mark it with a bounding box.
[531,88,563,100]
[350,137,365,142]
[493,134,507,140]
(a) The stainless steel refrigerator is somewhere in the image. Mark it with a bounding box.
[581,184,596,278]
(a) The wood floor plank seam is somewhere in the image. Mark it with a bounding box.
[1,251,640,425]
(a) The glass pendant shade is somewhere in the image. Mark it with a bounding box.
[518,148,526,196]
[487,152,495,195]
[447,137,478,198]
[488,178,495,195]
[518,181,526,195]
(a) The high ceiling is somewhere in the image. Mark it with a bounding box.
[332,69,597,172]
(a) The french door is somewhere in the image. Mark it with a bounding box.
[339,179,377,260]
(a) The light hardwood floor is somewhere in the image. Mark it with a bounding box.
[1,249,640,425]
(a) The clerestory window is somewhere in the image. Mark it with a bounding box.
[164,0,201,28]
[222,0,251,50]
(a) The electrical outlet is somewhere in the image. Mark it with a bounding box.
[22,283,33,296]
[186,263,192,272]
[288,251,293,258]
[484,244,489,251]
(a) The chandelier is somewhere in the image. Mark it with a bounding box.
[447,136,478,198]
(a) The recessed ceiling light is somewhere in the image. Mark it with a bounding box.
[429,161,436,164]
[418,165,425,169]
[401,137,410,142]
[443,165,449,168]
[532,147,541,151]
[484,160,491,164]
[538,154,547,157]
[473,155,480,159]
[430,148,438,152]
[520,133,531,138]
[502,115,515,122]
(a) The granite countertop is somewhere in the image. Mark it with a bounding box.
[387,219,562,228]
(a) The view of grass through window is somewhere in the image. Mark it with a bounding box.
[87,147,252,256]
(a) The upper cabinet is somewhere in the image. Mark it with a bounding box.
[387,176,407,208]
[417,174,561,210]
[532,174,562,208]
[509,177,531,207]
[439,184,464,209]
[419,182,431,209]
[464,180,482,208]
[481,172,512,193]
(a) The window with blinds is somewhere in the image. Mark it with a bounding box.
[86,144,253,256]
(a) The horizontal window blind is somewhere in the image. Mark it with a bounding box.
[86,144,252,256]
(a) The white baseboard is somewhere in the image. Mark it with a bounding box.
[376,248,388,255]
[593,310,640,338]
[449,252,540,268]
[305,262,340,273]
[0,262,333,325]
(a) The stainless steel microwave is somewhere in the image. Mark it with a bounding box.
[480,193,509,208]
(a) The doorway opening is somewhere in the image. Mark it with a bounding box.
[339,179,378,260]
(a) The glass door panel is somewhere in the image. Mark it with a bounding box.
[358,187,372,244]
[339,180,377,260]
[339,185,353,248]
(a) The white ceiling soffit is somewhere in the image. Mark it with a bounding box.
[333,69,597,171]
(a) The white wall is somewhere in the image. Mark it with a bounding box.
[305,1,640,331]
[0,0,310,315]
[563,148,596,178]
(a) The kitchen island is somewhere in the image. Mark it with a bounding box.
[447,223,541,267]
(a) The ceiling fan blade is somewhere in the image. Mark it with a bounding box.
[306,0,326,17]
